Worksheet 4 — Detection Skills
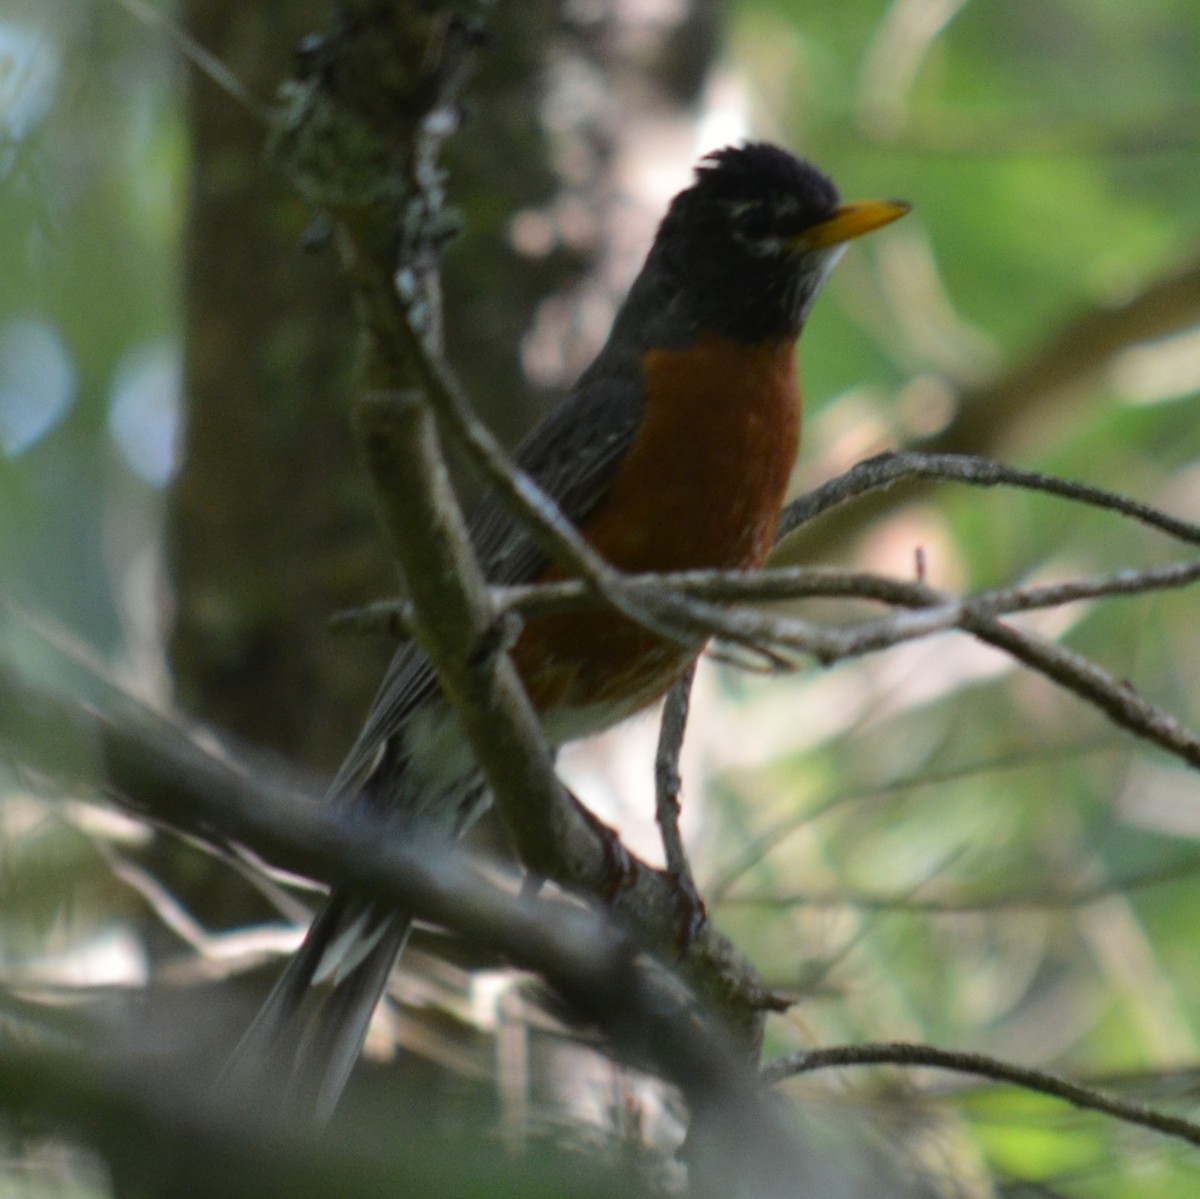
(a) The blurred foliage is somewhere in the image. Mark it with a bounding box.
[0,2,181,657]
[3,0,1200,1196]
[690,0,1200,1195]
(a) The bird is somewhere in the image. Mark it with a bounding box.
[222,142,909,1121]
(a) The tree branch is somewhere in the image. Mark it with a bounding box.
[764,1041,1200,1151]
[333,549,1200,772]
[790,251,1200,557]
[0,645,813,1196]
[166,5,782,1051]
[654,664,700,905]
[389,296,708,649]
[778,450,1200,546]
[336,557,1200,636]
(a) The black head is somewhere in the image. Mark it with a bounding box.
[644,143,908,343]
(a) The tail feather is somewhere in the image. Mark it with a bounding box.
[219,738,491,1122]
[217,892,411,1124]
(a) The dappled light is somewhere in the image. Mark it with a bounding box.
[3,1,1200,1195]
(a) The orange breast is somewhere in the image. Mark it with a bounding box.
[512,333,801,734]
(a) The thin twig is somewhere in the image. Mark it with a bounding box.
[109,4,788,1059]
[282,12,626,920]
[390,308,722,652]
[779,451,1200,545]
[763,1041,1200,1150]
[654,664,699,898]
[334,558,1200,638]
[963,614,1200,768]
[113,0,271,121]
[0,651,810,1192]
[329,555,1200,772]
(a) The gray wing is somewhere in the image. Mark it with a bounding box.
[325,374,644,804]
[470,373,643,585]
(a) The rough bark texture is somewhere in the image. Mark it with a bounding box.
[171,0,721,768]
[171,1,575,769]
[173,1,377,769]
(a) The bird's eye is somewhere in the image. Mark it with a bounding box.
[731,203,774,242]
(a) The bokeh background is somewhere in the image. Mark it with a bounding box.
[4,0,1200,1194]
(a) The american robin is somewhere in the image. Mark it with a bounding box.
[226,142,908,1119]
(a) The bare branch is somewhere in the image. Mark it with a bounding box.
[961,614,1200,768]
[271,15,641,923]
[0,650,812,1195]
[329,549,1200,771]
[788,250,1200,557]
[389,299,705,650]
[334,558,1200,642]
[764,1041,1200,1150]
[779,451,1200,545]
[0,1037,651,1199]
[115,0,271,120]
[654,664,700,903]
[351,387,575,874]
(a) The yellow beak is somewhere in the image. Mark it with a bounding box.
[793,199,911,250]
